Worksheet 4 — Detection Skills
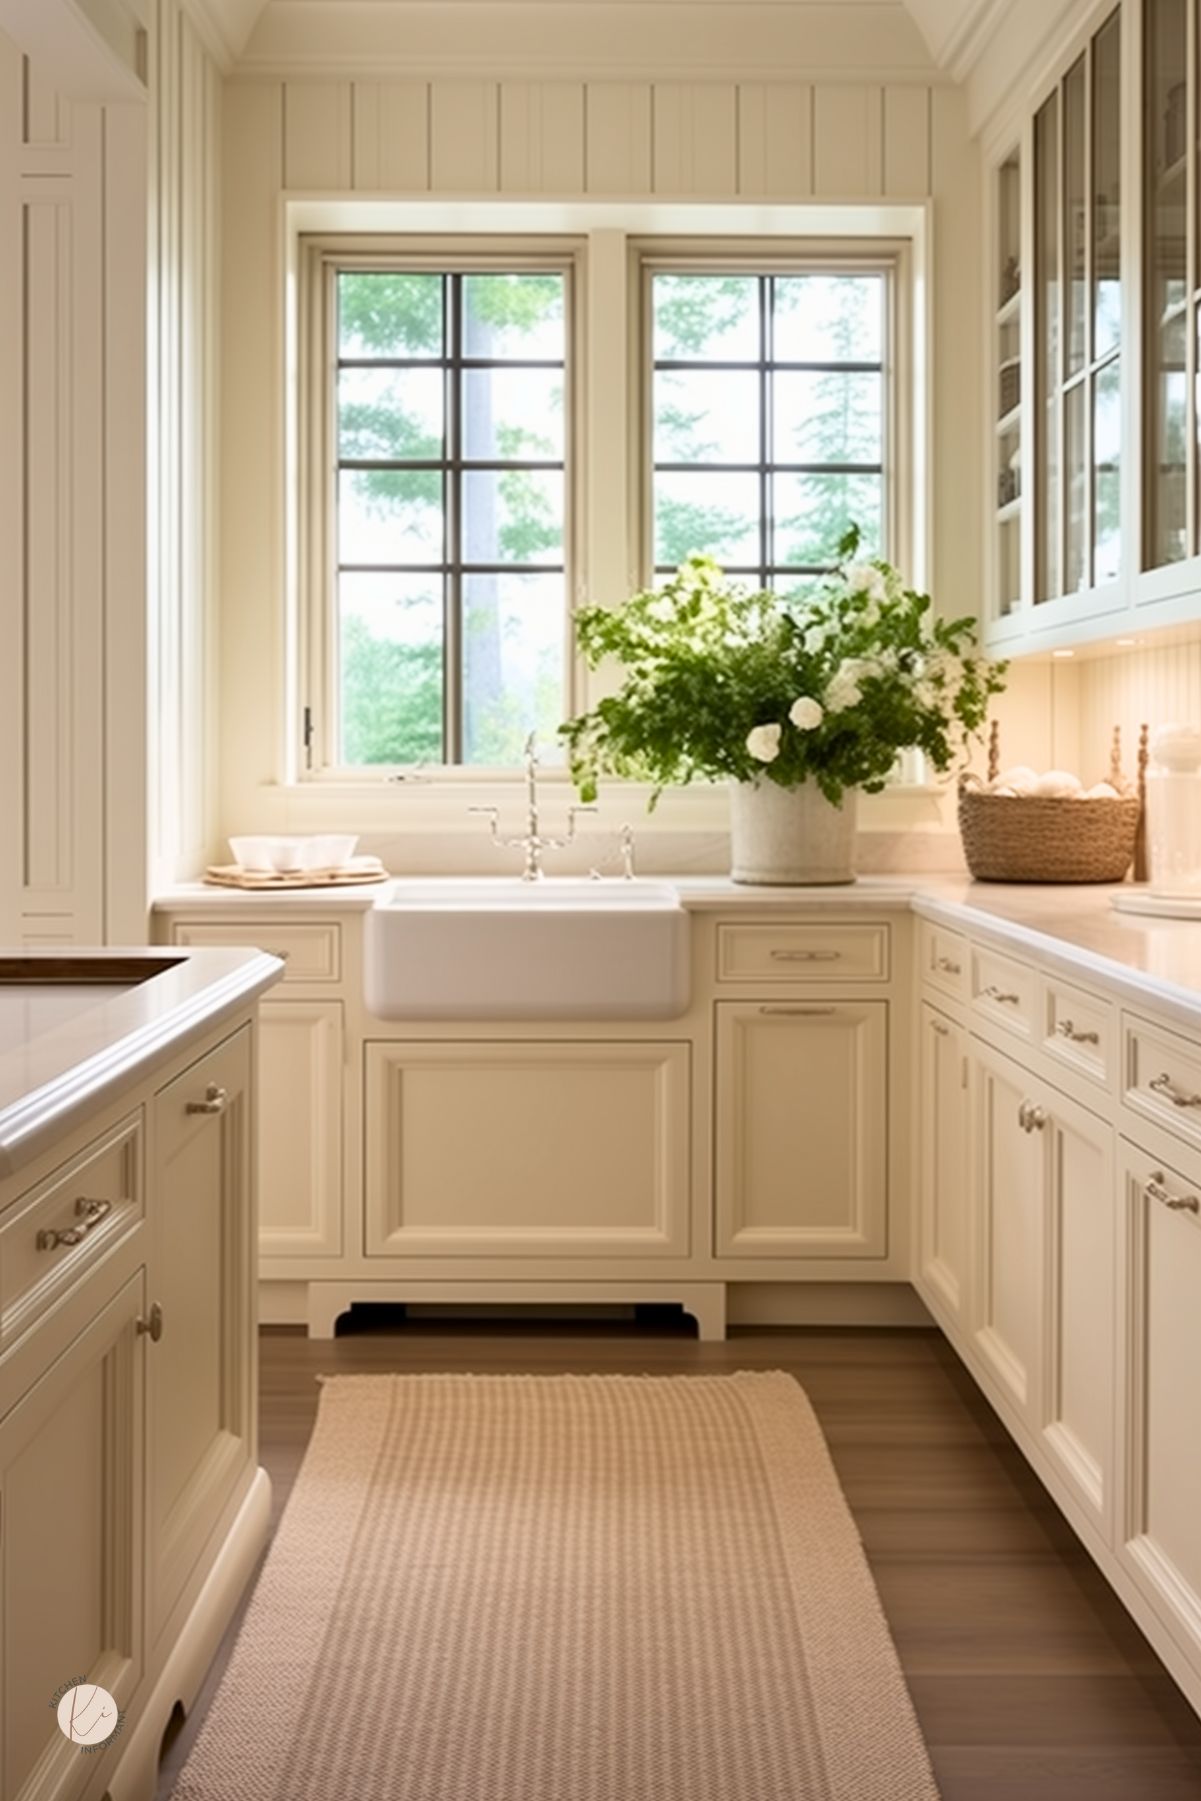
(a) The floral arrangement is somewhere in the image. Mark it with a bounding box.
[560,527,1006,806]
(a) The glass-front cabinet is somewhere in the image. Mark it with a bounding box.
[994,149,1024,618]
[1144,0,1193,576]
[1032,9,1123,617]
[985,1,1201,646]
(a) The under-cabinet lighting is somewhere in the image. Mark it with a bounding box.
[1052,649,1075,659]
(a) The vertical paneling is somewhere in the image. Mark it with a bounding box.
[585,83,651,194]
[652,84,737,195]
[737,83,813,198]
[430,80,498,191]
[283,80,352,189]
[352,82,429,191]
[813,84,883,197]
[883,85,930,196]
[500,82,584,193]
[22,57,70,150]
[0,32,22,937]
[1078,641,1201,786]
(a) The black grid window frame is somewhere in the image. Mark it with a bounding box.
[650,269,887,590]
[334,268,568,765]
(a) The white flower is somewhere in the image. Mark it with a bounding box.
[825,660,865,713]
[789,696,824,731]
[746,722,782,763]
[845,562,889,607]
[803,624,827,654]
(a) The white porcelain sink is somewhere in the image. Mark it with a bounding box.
[364,878,691,1020]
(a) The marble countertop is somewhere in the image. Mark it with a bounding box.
[0,946,282,1181]
[152,874,1201,1030]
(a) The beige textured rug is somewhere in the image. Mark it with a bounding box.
[174,1372,938,1801]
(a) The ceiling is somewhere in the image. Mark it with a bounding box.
[200,0,1004,72]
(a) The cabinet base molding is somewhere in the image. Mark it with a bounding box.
[285,1279,730,1342]
[104,1468,272,1801]
[727,1282,933,1327]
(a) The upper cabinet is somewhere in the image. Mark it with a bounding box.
[985,1,1201,652]
[1143,0,1194,581]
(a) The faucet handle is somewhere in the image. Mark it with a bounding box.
[619,823,636,880]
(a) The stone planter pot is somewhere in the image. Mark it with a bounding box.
[729,778,859,885]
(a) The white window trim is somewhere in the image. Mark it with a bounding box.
[282,198,932,822]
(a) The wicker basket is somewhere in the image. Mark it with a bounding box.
[958,724,1142,884]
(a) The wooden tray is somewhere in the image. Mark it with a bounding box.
[203,864,389,890]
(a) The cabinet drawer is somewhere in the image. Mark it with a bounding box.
[0,1113,143,1353]
[1123,1013,1201,1154]
[169,919,341,984]
[1041,977,1113,1090]
[716,922,889,983]
[919,921,968,1000]
[971,944,1037,1041]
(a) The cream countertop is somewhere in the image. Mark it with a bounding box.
[152,875,1201,1033]
[0,946,282,1179]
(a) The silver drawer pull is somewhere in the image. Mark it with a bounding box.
[1017,1100,1047,1133]
[1145,1172,1201,1215]
[770,949,841,963]
[1149,1072,1201,1110]
[137,1301,164,1342]
[187,1083,228,1116]
[1055,1019,1100,1046]
[936,956,961,974]
[983,985,1021,1005]
[36,1195,113,1252]
[759,1006,836,1017]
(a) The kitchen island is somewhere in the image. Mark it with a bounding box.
[0,945,281,1801]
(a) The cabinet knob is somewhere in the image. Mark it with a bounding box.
[1018,1100,1047,1133]
[187,1083,228,1116]
[136,1302,164,1343]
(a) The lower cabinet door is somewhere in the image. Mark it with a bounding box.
[1038,1086,1114,1534]
[714,1000,888,1259]
[972,1038,1045,1422]
[0,1269,144,1801]
[148,1027,254,1645]
[917,1002,971,1323]
[365,1041,691,1258]
[1117,1139,1201,1674]
[257,999,343,1258]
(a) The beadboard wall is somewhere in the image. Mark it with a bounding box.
[1077,641,1201,783]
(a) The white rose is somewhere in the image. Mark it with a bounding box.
[845,562,889,606]
[746,722,782,763]
[825,662,864,713]
[789,696,824,731]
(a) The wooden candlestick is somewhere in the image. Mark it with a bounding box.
[1133,723,1150,883]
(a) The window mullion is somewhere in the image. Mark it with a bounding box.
[446,272,463,765]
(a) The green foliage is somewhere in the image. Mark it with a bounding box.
[340,614,442,766]
[560,528,1008,807]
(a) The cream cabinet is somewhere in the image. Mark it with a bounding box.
[257,1000,343,1259]
[365,1040,691,1259]
[0,1264,145,1801]
[147,1027,255,1647]
[916,1002,970,1326]
[971,1036,1115,1531]
[714,1000,887,1259]
[1117,1136,1201,1675]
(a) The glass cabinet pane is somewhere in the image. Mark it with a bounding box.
[1065,58,1088,378]
[1036,93,1061,601]
[1092,13,1122,360]
[1145,0,1189,567]
[1094,357,1122,582]
[1065,379,1089,592]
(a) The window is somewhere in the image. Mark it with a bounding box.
[648,265,889,592]
[324,258,572,768]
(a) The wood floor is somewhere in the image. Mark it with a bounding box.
[157,1317,1201,1801]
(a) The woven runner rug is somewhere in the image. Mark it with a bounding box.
[174,1371,939,1801]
